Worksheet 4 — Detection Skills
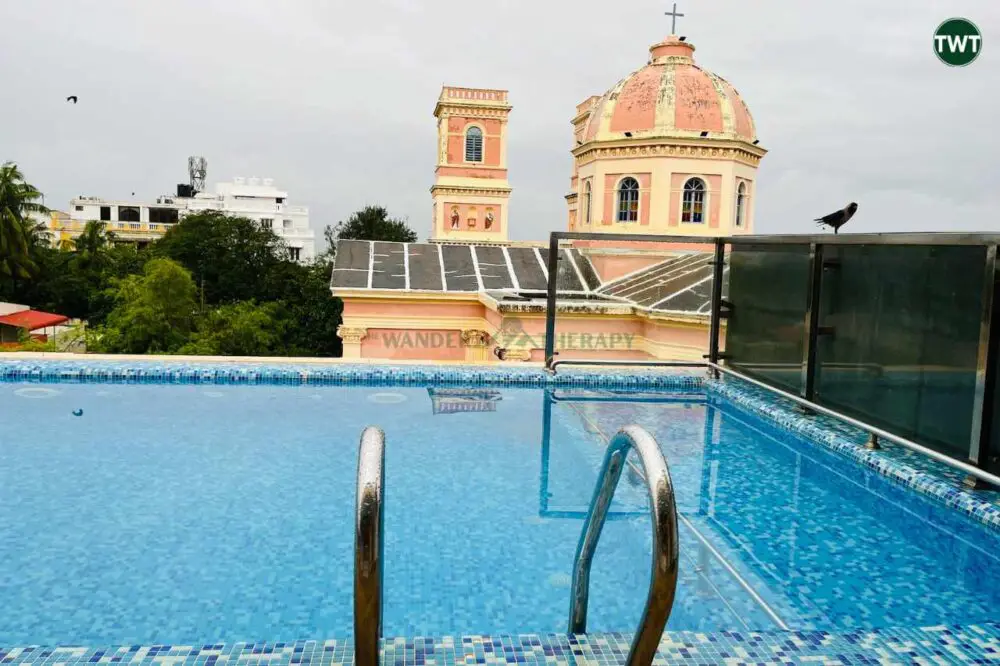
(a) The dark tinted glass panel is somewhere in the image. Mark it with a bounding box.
[725,244,811,393]
[815,245,986,460]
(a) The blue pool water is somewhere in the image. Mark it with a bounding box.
[1,381,998,645]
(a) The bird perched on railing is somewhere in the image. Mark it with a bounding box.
[815,202,858,234]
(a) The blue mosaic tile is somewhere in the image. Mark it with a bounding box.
[706,375,1000,534]
[1,625,999,665]
[0,360,702,391]
[4,360,1000,663]
[560,390,1000,628]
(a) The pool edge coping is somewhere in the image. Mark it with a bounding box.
[0,359,705,389]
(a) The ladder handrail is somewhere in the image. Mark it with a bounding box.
[569,425,679,666]
[355,426,386,666]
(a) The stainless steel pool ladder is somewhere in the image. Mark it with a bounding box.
[355,426,386,666]
[569,425,679,666]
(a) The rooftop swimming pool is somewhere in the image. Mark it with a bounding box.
[2,362,999,654]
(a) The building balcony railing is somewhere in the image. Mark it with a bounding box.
[278,228,315,239]
[197,203,308,216]
[50,220,173,236]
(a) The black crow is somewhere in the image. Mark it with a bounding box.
[815,202,858,234]
[66,95,78,103]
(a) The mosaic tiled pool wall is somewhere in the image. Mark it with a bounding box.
[706,376,1000,535]
[6,358,1000,534]
[0,360,703,390]
[1,624,998,665]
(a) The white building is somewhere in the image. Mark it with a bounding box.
[187,177,315,261]
[54,177,315,262]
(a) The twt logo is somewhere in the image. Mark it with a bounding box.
[934,18,982,66]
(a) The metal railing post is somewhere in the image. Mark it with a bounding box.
[355,426,386,666]
[543,233,561,370]
[969,245,1000,486]
[800,243,824,401]
[539,390,554,514]
[569,425,679,666]
[707,240,726,369]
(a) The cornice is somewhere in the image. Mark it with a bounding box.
[434,104,510,120]
[430,185,513,197]
[573,138,766,167]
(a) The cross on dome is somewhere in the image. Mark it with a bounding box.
[664,2,684,35]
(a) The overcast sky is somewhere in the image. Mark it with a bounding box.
[2,0,997,244]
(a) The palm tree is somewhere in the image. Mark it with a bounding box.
[24,219,52,246]
[73,220,115,270]
[0,162,48,278]
[74,220,115,265]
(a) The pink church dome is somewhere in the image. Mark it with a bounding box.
[583,36,757,145]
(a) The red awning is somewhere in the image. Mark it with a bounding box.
[0,309,70,331]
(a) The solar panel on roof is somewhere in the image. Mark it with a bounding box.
[569,249,602,291]
[628,264,713,307]
[370,242,407,289]
[649,266,728,313]
[537,248,585,292]
[407,243,444,290]
[330,239,716,315]
[601,254,707,297]
[331,240,371,288]
[506,247,548,291]
[440,244,479,291]
[475,246,514,290]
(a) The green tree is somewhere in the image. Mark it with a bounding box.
[74,220,116,269]
[84,243,150,325]
[92,258,198,353]
[0,162,48,279]
[263,261,344,356]
[180,301,286,356]
[12,249,92,319]
[154,211,287,305]
[325,205,417,251]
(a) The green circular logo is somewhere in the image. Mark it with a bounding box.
[934,18,982,66]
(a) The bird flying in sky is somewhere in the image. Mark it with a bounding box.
[815,202,858,234]
[66,95,78,104]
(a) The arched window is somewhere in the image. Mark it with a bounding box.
[616,177,639,223]
[735,182,747,228]
[465,126,483,162]
[583,181,592,225]
[681,178,706,223]
[118,206,140,222]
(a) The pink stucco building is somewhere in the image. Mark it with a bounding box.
[331,34,765,363]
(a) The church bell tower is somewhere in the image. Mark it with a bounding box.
[430,86,512,242]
